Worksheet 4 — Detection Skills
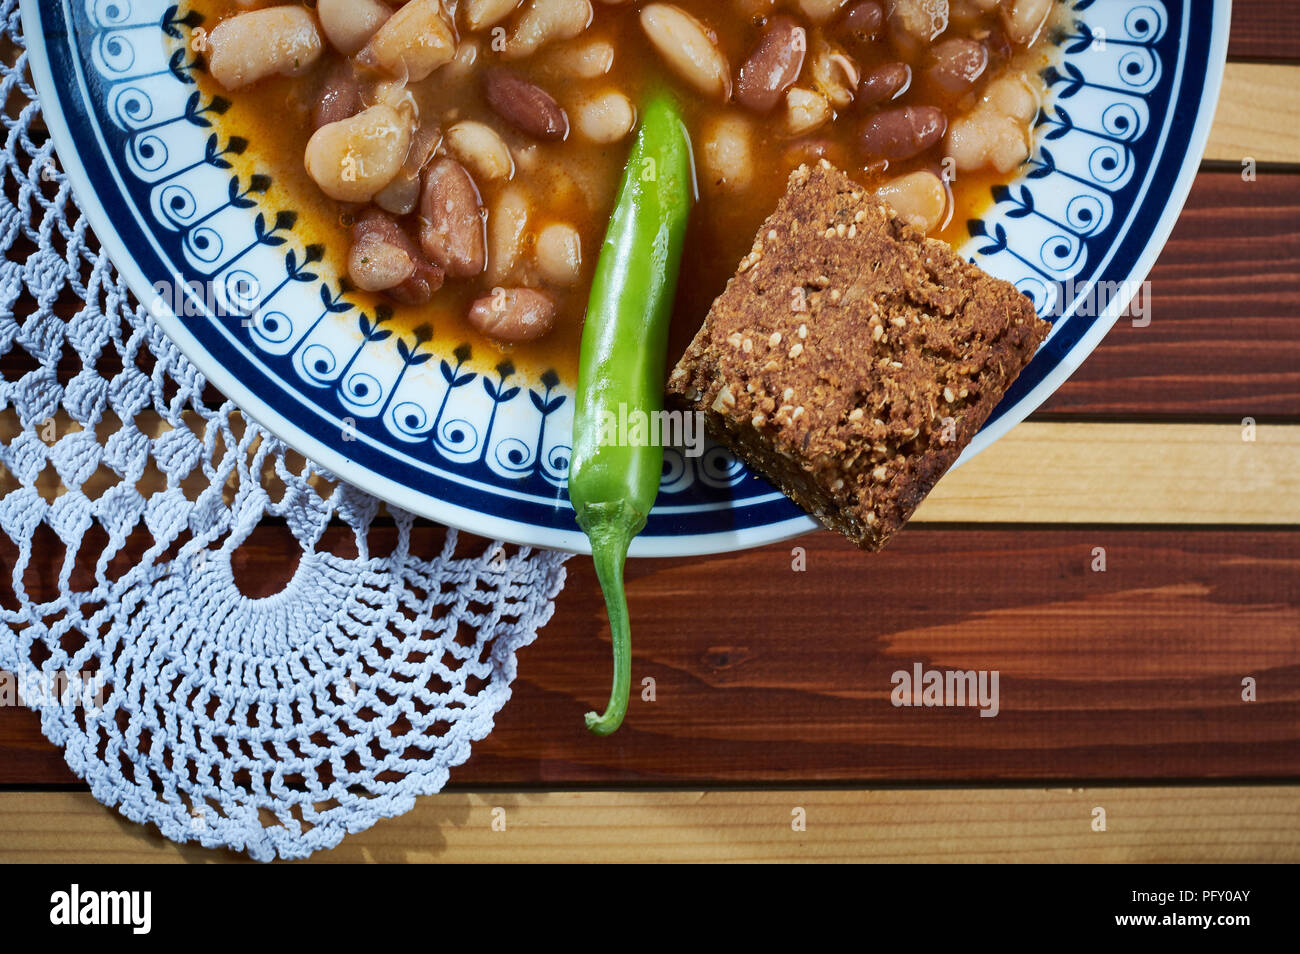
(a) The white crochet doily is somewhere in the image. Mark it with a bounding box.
[0,1,568,861]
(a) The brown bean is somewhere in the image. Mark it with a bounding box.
[926,38,988,96]
[985,25,1014,67]
[735,15,807,114]
[859,105,946,162]
[836,1,883,55]
[468,288,557,343]
[314,62,365,129]
[419,158,487,279]
[483,67,569,141]
[350,209,444,305]
[856,62,910,109]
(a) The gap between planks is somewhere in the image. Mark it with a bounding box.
[0,788,1294,863]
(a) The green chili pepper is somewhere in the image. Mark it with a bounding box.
[569,89,694,736]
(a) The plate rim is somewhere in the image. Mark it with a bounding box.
[19,0,1230,558]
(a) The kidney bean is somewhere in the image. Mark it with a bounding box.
[859,105,946,162]
[483,68,570,141]
[836,1,884,55]
[926,38,988,96]
[349,209,444,304]
[985,25,1014,67]
[419,158,487,279]
[468,288,557,343]
[735,15,807,113]
[314,62,365,130]
[856,62,910,109]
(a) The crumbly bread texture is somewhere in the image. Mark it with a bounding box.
[668,161,1051,550]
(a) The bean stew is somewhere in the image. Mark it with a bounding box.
[193,0,1061,377]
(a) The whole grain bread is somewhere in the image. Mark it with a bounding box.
[668,161,1051,550]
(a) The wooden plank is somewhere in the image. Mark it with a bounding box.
[1037,171,1299,418]
[1205,63,1300,165]
[466,528,1300,785]
[3,527,1297,786]
[916,422,1297,524]
[0,787,1294,863]
[1227,0,1300,62]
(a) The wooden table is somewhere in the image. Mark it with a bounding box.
[1,3,1298,863]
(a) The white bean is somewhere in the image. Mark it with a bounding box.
[549,38,615,78]
[639,4,732,101]
[890,0,950,43]
[445,121,516,182]
[441,39,483,85]
[944,71,1038,172]
[1001,0,1053,45]
[362,0,457,82]
[535,223,583,285]
[487,186,531,284]
[875,170,948,233]
[574,90,636,143]
[463,0,524,31]
[505,0,594,60]
[784,86,831,135]
[810,41,860,110]
[207,7,323,91]
[700,113,754,191]
[794,0,849,23]
[317,0,391,56]
[304,104,412,203]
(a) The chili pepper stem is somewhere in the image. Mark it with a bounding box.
[580,502,642,736]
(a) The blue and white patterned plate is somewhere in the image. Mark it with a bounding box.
[22,0,1230,556]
